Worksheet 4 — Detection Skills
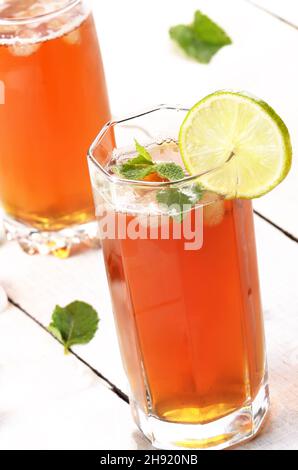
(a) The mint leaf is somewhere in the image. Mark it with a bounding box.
[157,183,204,222]
[48,301,99,354]
[48,325,63,343]
[192,183,204,200]
[155,163,185,181]
[113,160,186,182]
[129,154,154,166]
[193,11,232,46]
[169,10,231,64]
[113,163,154,180]
[111,140,155,180]
[170,25,219,64]
[134,139,153,163]
[157,188,193,222]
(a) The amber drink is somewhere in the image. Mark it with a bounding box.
[0,0,111,256]
[88,107,269,450]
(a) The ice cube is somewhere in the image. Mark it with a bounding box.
[47,17,65,33]
[150,141,180,164]
[0,24,19,34]
[63,29,81,45]
[8,41,40,56]
[202,192,225,227]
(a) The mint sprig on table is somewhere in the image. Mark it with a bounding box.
[169,10,232,64]
[48,301,99,354]
[111,140,203,222]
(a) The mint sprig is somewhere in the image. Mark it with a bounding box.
[48,301,99,354]
[157,184,203,222]
[169,10,232,63]
[156,188,193,222]
[112,140,184,181]
[111,140,204,222]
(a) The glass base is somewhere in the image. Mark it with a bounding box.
[3,216,100,258]
[131,383,269,450]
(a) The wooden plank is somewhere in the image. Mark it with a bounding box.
[0,211,298,449]
[240,215,298,449]
[247,0,298,26]
[0,243,128,393]
[93,0,298,236]
[0,305,150,450]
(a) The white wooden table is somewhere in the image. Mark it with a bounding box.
[0,0,297,450]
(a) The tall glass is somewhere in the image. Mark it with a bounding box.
[88,106,269,450]
[0,0,110,257]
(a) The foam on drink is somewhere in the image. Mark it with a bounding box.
[0,0,88,48]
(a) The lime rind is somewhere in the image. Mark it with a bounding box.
[179,90,292,199]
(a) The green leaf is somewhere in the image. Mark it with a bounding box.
[114,160,187,182]
[156,188,193,222]
[169,25,217,64]
[193,11,232,46]
[48,325,63,343]
[156,183,204,222]
[192,183,204,200]
[169,10,232,64]
[113,163,155,180]
[111,140,155,180]
[134,139,153,163]
[129,154,154,166]
[155,163,185,181]
[48,301,99,353]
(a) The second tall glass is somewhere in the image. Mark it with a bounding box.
[0,0,111,256]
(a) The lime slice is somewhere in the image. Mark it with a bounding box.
[179,91,292,198]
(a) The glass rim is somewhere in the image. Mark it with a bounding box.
[88,104,230,191]
[0,0,82,25]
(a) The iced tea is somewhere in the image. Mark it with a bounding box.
[88,107,269,449]
[0,1,110,234]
